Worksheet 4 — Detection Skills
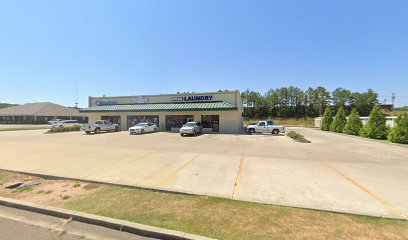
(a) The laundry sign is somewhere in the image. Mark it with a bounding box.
[171,95,213,101]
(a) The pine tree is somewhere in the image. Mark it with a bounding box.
[343,108,363,135]
[388,112,408,144]
[330,106,347,133]
[321,106,333,131]
[359,105,388,139]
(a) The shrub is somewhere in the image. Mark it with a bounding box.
[359,105,388,139]
[330,106,347,133]
[388,112,408,144]
[287,131,304,139]
[321,107,333,131]
[343,108,363,135]
[47,125,81,133]
[286,131,311,143]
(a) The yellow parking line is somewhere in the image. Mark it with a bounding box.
[231,136,248,198]
[155,154,200,188]
[232,153,245,198]
[321,160,407,219]
[110,150,161,169]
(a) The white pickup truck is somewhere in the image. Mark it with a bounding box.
[246,120,285,134]
[81,120,120,134]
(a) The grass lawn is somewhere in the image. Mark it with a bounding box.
[64,186,408,240]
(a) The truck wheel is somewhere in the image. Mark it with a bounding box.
[272,129,279,135]
[249,128,255,134]
[115,126,119,132]
[193,130,196,136]
[141,129,144,134]
[95,128,101,134]
[85,131,91,134]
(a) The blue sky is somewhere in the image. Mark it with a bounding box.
[0,0,407,107]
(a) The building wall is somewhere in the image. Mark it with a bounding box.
[88,110,242,133]
[86,91,243,133]
[88,91,243,108]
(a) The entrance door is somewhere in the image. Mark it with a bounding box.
[101,116,121,125]
[201,115,219,132]
[165,115,194,131]
[127,115,159,129]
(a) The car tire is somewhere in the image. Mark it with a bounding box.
[272,129,279,135]
[249,128,255,134]
[95,128,101,134]
[85,131,91,134]
[141,129,144,134]
[180,134,184,137]
[59,125,63,128]
[192,130,196,136]
[154,128,157,132]
[115,126,119,132]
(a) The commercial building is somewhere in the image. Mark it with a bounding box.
[0,102,88,124]
[81,91,243,133]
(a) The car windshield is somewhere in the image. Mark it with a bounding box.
[135,123,146,127]
[184,123,195,127]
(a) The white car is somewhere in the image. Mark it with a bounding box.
[179,122,203,136]
[129,122,158,135]
[246,120,285,134]
[48,119,63,125]
[52,120,79,128]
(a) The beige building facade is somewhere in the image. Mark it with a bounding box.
[81,91,243,133]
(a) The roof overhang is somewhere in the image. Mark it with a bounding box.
[80,101,238,113]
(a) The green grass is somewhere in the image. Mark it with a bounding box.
[62,195,70,200]
[37,190,53,195]
[12,187,34,193]
[72,183,81,188]
[0,170,10,181]
[64,186,408,240]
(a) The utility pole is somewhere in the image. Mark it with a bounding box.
[391,92,396,111]
[75,86,78,109]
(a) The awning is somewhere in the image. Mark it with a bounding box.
[80,101,238,113]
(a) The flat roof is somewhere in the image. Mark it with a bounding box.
[80,101,238,113]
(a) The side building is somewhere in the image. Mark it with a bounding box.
[80,91,243,133]
[0,102,88,124]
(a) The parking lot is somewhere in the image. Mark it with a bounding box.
[0,128,407,219]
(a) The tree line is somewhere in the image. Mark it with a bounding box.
[321,105,408,144]
[241,87,379,119]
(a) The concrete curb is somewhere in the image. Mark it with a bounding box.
[306,128,408,148]
[0,197,214,240]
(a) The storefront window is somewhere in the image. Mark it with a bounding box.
[165,115,194,131]
[127,115,159,129]
[201,115,219,132]
[101,116,121,125]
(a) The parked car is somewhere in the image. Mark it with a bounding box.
[80,120,120,134]
[52,120,79,128]
[246,120,285,134]
[47,119,63,125]
[180,122,202,136]
[129,122,158,135]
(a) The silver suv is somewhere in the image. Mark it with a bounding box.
[179,122,203,136]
